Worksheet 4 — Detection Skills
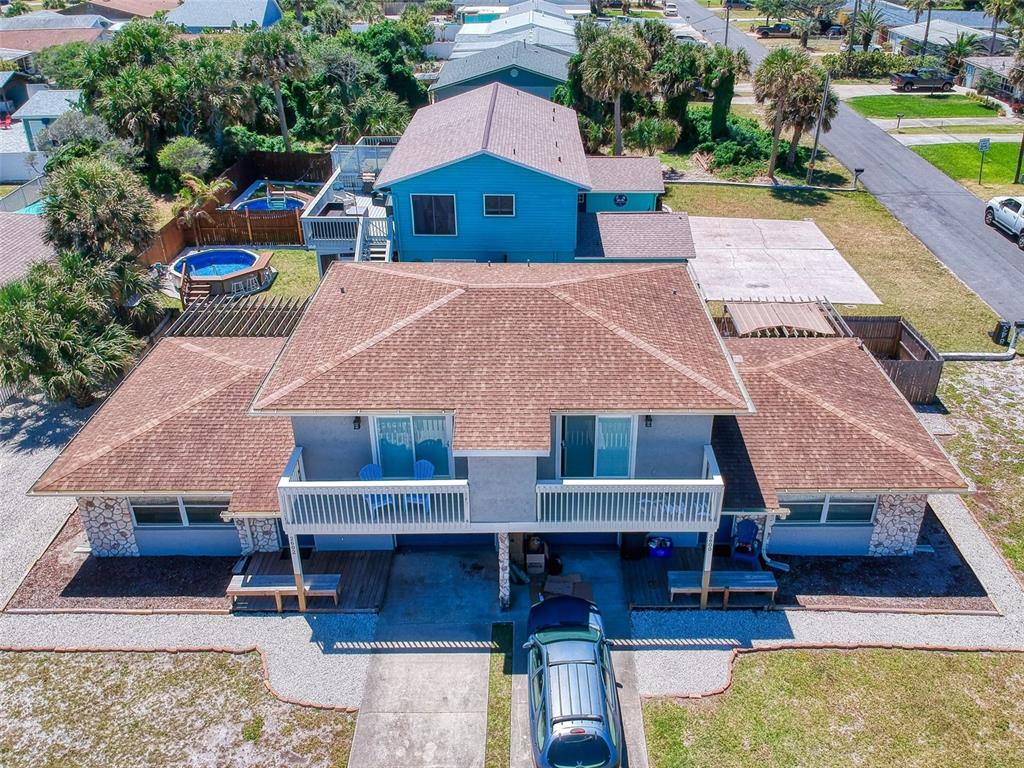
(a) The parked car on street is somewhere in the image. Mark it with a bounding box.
[724,0,753,8]
[985,196,1024,249]
[754,22,795,37]
[841,42,883,52]
[526,596,623,768]
[891,68,955,92]
[825,24,846,37]
[663,2,678,16]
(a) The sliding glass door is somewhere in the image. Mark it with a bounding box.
[375,416,451,478]
[561,415,633,479]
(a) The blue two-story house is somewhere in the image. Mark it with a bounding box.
[300,83,668,269]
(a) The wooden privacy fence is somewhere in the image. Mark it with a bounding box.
[136,151,332,265]
[843,315,944,405]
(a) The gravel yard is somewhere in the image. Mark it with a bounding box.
[0,650,356,768]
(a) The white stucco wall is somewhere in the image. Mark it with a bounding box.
[291,415,374,481]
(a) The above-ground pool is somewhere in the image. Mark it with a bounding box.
[235,196,305,212]
[171,249,258,278]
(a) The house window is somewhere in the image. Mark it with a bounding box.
[373,415,452,479]
[776,493,877,525]
[411,194,457,236]
[129,496,232,527]
[483,194,515,217]
[560,415,634,479]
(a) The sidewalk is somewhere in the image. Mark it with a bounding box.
[892,133,1023,146]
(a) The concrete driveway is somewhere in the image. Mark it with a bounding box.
[688,215,881,304]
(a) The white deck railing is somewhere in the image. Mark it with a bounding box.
[277,447,471,535]
[534,445,724,532]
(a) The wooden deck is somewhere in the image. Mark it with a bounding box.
[623,547,767,609]
[232,549,392,613]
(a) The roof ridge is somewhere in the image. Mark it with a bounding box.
[740,338,849,373]
[764,368,964,484]
[254,286,466,409]
[345,263,678,290]
[166,338,266,373]
[548,287,748,410]
[37,359,259,490]
[481,82,499,153]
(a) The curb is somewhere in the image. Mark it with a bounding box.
[0,644,358,712]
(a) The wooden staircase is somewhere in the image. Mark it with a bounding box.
[179,269,211,307]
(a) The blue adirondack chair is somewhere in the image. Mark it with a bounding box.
[359,463,392,515]
[405,460,436,514]
[731,519,761,567]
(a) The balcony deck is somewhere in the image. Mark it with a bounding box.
[232,548,392,613]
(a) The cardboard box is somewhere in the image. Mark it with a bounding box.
[525,540,548,574]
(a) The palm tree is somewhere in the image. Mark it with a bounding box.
[575,16,607,55]
[173,175,235,243]
[753,46,817,178]
[794,17,817,49]
[754,0,787,25]
[906,0,929,23]
[943,32,983,79]
[922,0,935,53]
[632,19,675,63]
[778,68,838,168]
[349,89,412,137]
[580,31,651,155]
[699,45,751,141]
[653,42,703,136]
[241,26,308,152]
[42,157,156,260]
[985,0,1015,55]
[95,65,161,152]
[856,2,885,51]
[3,0,31,16]
[625,117,681,155]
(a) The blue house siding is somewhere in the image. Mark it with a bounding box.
[432,69,564,102]
[387,153,580,262]
[585,192,658,213]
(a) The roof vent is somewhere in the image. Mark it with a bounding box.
[339,286,346,294]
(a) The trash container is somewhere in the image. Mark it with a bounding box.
[646,536,674,559]
[994,319,1011,346]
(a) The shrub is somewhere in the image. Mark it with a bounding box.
[685,106,802,180]
[821,51,941,78]
[157,136,215,179]
[625,117,681,155]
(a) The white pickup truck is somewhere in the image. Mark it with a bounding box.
[985,195,1024,249]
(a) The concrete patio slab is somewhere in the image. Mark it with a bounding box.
[688,216,881,305]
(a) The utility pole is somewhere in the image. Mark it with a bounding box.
[724,2,731,46]
[1015,132,1024,184]
[847,0,861,51]
[806,68,832,186]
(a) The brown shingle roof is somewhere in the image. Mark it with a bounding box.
[713,337,968,509]
[32,337,293,515]
[374,83,591,190]
[585,156,664,193]
[252,262,752,452]
[9,28,104,52]
[0,213,53,284]
[576,212,696,260]
[67,0,181,17]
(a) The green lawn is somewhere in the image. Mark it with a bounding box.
[0,184,20,198]
[896,124,1024,135]
[0,651,356,768]
[644,649,1024,768]
[484,624,514,768]
[913,141,1022,188]
[941,360,1024,576]
[664,185,1001,351]
[847,94,1002,119]
[266,248,319,299]
[602,9,663,17]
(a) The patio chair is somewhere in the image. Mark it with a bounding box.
[731,519,761,567]
[358,463,393,517]
[0,115,11,130]
[404,460,435,515]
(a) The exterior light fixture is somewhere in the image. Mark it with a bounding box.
[645,415,653,428]
[353,416,362,430]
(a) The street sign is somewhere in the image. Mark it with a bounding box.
[979,138,992,183]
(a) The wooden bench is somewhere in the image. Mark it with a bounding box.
[227,573,342,612]
[667,570,778,609]
[710,571,778,610]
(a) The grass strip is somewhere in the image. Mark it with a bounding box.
[484,623,514,768]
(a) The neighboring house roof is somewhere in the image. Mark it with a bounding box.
[0,70,31,90]
[0,212,52,285]
[7,28,106,52]
[60,0,182,18]
[165,0,282,29]
[374,83,591,189]
[965,55,1015,75]
[31,336,294,515]
[889,18,1006,46]
[0,48,33,61]
[712,337,968,510]
[504,0,571,18]
[0,11,110,30]
[453,10,579,57]
[430,40,570,92]
[251,262,752,452]
[12,89,81,120]
[576,213,695,260]
[585,156,665,193]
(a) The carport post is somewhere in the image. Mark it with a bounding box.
[699,532,715,609]
[497,532,511,610]
[288,533,307,612]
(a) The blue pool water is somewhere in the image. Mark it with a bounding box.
[463,12,501,22]
[236,196,304,212]
[172,249,258,277]
[15,199,46,215]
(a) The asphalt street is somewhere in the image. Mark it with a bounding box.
[670,2,1024,322]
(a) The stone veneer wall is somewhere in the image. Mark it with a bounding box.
[78,497,139,557]
[234,517,281,554]
[869,494,927,556]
